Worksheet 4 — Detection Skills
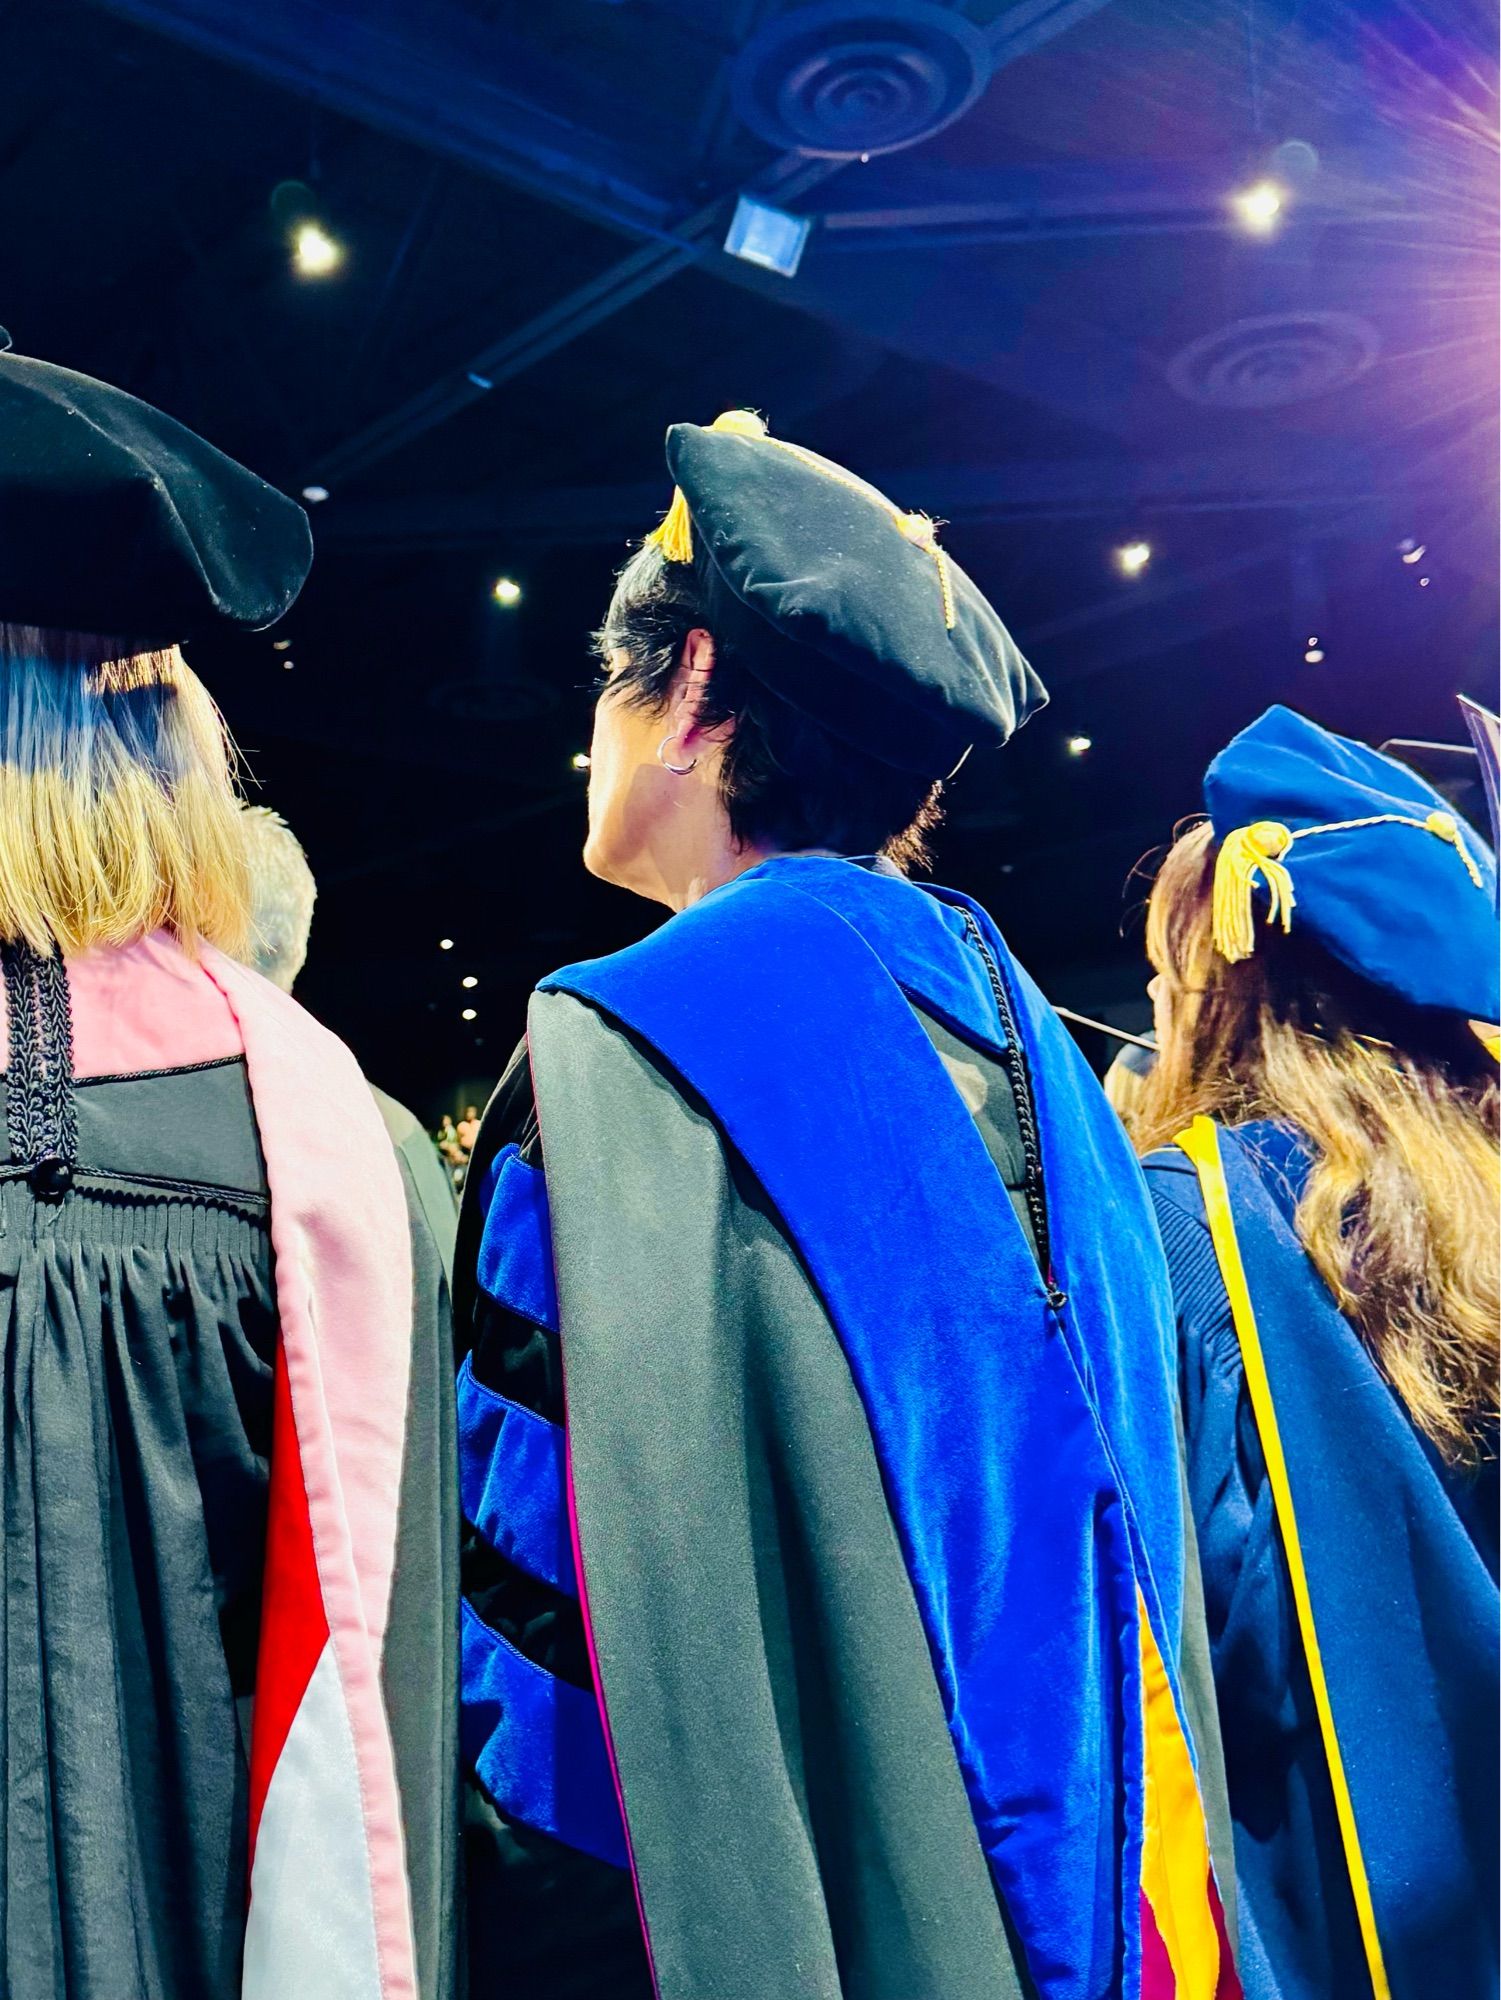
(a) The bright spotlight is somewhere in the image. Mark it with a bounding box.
[491,577,523,607]
[293,222,344,276]
[302,484,330,505]
[461,1007,478,1022]
[571,752,592,771]
[1399,539,1426,564]
[1115,541,1152,577]
[1067,734,1093,757]
[439,938,454,951]
[461,975,478,990]
[1304,646,1325,664]
[1230,181,1284,234]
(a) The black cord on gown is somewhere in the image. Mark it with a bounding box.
[1,937,77,1197]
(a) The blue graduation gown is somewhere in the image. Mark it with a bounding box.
[1147,1122,1498,2000]
[458,856,1235,2000]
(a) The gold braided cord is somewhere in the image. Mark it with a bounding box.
[1289,810,1485,888]
[762,436,959,631]
[647,413,959,630]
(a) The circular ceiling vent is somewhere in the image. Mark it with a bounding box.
[731,1,994,159]
[1166,312,1381,409]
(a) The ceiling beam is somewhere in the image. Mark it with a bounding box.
[92,0,682,237]
[313,442,1404,549]
[309,151,845,484]
[93,0,1127,482]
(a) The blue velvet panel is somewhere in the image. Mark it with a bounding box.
[457,1354,576,1595]
[460,1599,628,1869]
[477,1144,559,1332]
[540,854,1193,2000]
[1210,1126,1499,2000]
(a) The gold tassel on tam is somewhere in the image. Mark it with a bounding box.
[1212,820,1296,964]
[647,409,768,563]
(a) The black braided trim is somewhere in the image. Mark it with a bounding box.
[2,941,42,1163]
[1,939,79,1190]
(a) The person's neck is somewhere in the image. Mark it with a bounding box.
[668,836,783,912]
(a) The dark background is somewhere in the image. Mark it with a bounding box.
[4,0,1495,1116]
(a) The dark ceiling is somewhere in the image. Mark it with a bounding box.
[4,0,1496,1111]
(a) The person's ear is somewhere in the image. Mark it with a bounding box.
[668,628,733,753]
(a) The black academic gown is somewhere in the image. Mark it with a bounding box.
[0,972,458,2000]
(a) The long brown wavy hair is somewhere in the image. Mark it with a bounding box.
[1132,819,1499,1465]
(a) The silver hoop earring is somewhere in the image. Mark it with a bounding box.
[657,733,697,776]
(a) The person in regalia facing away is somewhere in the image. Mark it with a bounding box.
[1130,707,1498,2000]
[0,333,458,2000]
[455,410,1241,2000]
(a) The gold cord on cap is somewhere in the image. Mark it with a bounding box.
[1211,809,1487,965]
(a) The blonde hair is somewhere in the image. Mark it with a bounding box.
[0,625,252,958]
[239,804,317,993]
[1133,819,1499,1464]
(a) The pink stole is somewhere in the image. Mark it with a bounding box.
[49,936,420,2000]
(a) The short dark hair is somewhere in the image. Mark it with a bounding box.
[596,543,943,871]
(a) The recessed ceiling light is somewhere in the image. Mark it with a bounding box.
[1230,181,1284,234]
[293,222,343,276]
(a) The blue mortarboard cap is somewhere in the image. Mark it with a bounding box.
[1204,705,1498,1020]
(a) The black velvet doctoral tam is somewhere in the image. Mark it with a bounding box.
[0,329,311,643]
[664,416,1048,776]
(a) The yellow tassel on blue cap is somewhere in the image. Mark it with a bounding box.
[648,409,768,564]
[1213,820,1296,964]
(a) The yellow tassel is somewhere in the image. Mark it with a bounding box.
[647,409,769,564]
[648,486,695,564]
[1212,820,1296,964]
